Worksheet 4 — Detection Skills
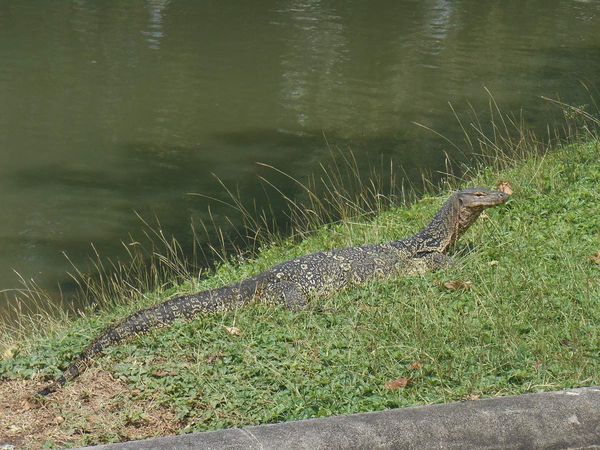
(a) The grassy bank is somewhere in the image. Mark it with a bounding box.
[1,136,599,448]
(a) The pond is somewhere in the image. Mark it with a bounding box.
[1,0,599,318]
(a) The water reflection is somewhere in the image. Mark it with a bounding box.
[143,0,170,50]
[0,1,599,318]
[277,2,348,129]
[426,0,452,54]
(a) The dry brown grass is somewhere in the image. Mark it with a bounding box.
[0,369,181,449]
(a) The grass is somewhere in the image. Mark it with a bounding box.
[0,100,599,448]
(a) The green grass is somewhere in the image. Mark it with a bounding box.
[1,138,599,436]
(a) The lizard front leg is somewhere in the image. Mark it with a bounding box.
[264,280,309,311]
[416,252,454,271]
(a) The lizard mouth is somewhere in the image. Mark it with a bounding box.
[466,190,510,208]
[491,192,510,206]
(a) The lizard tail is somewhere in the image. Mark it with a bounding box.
[36,317,141,396]
[36,280,260,397]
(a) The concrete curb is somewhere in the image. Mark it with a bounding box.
[85,386,600,450]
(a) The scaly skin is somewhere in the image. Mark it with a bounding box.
[37,187,508,396]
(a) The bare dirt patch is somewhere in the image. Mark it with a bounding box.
[0,369,181,449]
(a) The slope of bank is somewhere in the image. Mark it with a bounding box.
[1,139,599,449]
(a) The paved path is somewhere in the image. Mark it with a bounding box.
[84,386,600,450]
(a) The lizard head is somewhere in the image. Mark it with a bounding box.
[453,187,509,239]
[457,187,510,209]
[419,187,510,253]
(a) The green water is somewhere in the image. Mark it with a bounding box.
[1,1,599,317]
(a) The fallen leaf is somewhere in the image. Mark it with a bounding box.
[385,377,411,390]
[442,280,473,291]
[408,361,423,371]
[54,416,65,425]
[2,345,17,360]
[225,326,242,336]
[561,339,575,349]
[488,260,499,267]
[591,251,600,265]
[20,399,35,411]
[86,415,100,425]
[465,394,480,401]
[496,181,514,196]
[207,352,224,364]
[152,370,178,378]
